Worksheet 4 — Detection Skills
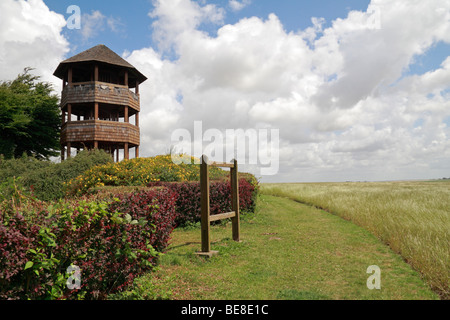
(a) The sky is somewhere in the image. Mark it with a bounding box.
[0,0,449,183]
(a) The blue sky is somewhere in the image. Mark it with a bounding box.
[1,0,449,182]
[44,0,374,54]
[44,0,450,77]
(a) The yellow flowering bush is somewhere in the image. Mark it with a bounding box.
[66,154,228,196]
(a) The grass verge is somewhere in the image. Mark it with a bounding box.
[110,195,438,300]
[260,181,450,299]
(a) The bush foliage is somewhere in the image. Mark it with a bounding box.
[0,188,177,300]
[0,150,113,201]
[65,155,229,196]
[0,152,260,299]
[158,178,258,226]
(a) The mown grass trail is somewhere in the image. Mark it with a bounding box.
[260,181,450,299]
[113,195,438,300]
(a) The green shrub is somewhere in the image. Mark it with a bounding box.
[0,150,113,201]
[0,187,178,300]
[65,155,230,196]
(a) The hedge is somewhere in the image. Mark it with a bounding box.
[0,187,177,300]
[0,174,259,299]
[0,150,113,201]
[147,178,258,226]
[65,155,229,196]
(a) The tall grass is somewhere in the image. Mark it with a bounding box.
[261,181,450,299]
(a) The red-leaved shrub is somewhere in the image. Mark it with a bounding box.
[148,178,258,226]
[0,187,177,300]
[0,176,257,299]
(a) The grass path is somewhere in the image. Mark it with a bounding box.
[113,195,438,300]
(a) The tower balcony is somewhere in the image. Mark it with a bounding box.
[61,81,140,112]
[61,120,140,147]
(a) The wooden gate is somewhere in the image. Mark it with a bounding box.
[196,155,240,257]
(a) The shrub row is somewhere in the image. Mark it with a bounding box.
[0,173,259,299]
[148,178,258,226]
[0,150,113,201]
[0,188,177,300]
[65,155,229,196]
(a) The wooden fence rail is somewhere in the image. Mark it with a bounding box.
[196,155,240,257]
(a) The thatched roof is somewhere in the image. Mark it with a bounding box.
[53,44,147,84]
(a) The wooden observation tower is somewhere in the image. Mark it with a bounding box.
[53,44,147,161]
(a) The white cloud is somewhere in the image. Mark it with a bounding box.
[149,0,225,53]
[80,10,106,41]
[0,0,69,86]
[3,0,448,182]
[129,0,450,181]
[81,10,126,42]
[229,0,251,12]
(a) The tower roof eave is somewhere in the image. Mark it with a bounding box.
[53,44,147,84]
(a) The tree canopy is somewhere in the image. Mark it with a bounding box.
[0,68,60,160]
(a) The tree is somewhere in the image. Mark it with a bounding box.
[0,68,60,159]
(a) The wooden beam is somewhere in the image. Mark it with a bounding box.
[209,211,236,222]
[67,104,72,122]
[200,155,211,253]
[124,142,129,160]
[209,161,235,168]
[124,106,129,123]
[68,67,73,86]
[94,103,98,120]
[231,158,240,242]
[135,146,139,159]
[94,64,99,82]
[66,142,71,159]
[61,108,66,125]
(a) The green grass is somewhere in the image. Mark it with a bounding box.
[260,181,450,299]
[110,195,438,300]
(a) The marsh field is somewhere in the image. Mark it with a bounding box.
[260,180,450,299]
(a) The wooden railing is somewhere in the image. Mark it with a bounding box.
[197,155,240,257]
[60,120,140,145]
[61,81,140,111]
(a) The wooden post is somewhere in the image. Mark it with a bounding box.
[94,103,99,120]
[66,142,71,159]
[135,146,139,159]
[67,104,72,122]
[61,108,66,124]
[135,112,139,127]
[197,155,240,257]
[199,155,214,255]
[124,70,128,87]
[124,142,129,160]
[124,106,129,123]
[68,67,73,86]
[61,145,65,161]
[231,159,240,242]
[94,64,99,82]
